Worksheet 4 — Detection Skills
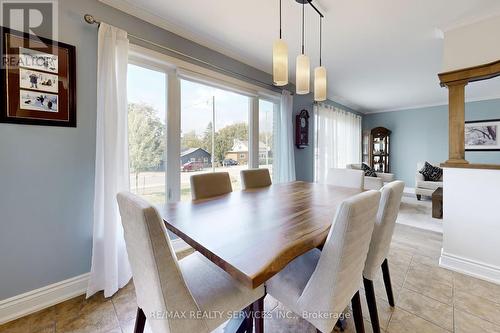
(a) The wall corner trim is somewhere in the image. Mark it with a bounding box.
[0,273,90,324]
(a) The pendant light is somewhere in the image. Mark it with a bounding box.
[296,1,310,95]
[314,16,327,101]
[273,0,288,86]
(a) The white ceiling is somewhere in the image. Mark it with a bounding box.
[101,0,500,113]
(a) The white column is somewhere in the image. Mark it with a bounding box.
[440,167,500,284]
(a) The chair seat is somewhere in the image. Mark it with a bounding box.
[266,249,321,313]
[179,252,265,331]
[416,180,443,190]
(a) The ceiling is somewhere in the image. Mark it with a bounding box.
[101,0,500,113]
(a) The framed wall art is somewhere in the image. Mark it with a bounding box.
[465,119,500,151]
[1,27,76,127]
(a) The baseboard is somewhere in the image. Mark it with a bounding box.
[440,251,500,285]
[0,241,192,325]
[0,273,90,324]
[403,186,415,194]
[403,187,415,195]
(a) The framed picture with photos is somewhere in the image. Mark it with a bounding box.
[465,119,500,151]
[1,27,76,127]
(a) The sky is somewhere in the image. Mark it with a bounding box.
[127,63,274,138]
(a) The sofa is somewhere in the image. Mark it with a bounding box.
[415,161,443,200]
[346,164,395,190]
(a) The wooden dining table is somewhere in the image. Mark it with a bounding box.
[159,181,363,289]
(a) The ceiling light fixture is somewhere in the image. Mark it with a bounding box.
[314,16,326,101]
[273,0,325,98]
[296,1,310,94]
[273,0,288,86]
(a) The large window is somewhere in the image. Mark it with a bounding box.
[127,46,280,203]
[127,63,167,204]
[180,80,249,200]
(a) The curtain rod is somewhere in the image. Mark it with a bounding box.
[83,14,290,95]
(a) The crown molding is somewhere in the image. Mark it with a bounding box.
[439,11,500,33]
[363,94,500,115]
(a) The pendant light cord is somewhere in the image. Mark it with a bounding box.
[319,16,322,66]
[302,1,305,54]
[279,0,282,39]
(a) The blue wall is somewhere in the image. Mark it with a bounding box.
[363,99,500,187]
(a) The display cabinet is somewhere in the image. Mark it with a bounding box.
[370,127,391,173]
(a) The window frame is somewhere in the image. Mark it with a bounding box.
[128,44,280,202]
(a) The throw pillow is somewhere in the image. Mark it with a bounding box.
[361,163,377,177]
[419,162,443,181]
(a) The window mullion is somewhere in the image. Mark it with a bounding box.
[248,97,259,169]
[166,71,181,202]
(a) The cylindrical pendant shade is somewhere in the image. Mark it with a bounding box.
[296,54,310,95]
[273,39,288,86]
[314,66,327,101]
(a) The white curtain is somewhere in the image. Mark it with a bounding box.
[314,103,362,183]
[273,90,296,183]
[87,23,132,298]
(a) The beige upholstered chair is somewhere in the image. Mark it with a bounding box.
[346,164,395,190]
[117,192,264,333]
[190,172,232,200]
[266,190,381,333]
[415,162,443,200]
[326,168,365,190]
[362,181,405,333]
[240,168,272,190]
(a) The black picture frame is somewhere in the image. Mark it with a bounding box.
[0,27,76,127]
[465,119,500,151]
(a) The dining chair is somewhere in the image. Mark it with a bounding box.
[362,181,405,333]
[117,192,264,333]
[240,168,272,190]
[265,190,381,333]
[326,168,364,190]
[190,172,232,200]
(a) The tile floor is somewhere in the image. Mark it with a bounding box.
[2,224,500,333]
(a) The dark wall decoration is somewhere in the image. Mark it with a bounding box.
[1,27,76,127]
[465,119,500,151]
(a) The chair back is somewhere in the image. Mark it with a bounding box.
[240,168,272,190]
[117,192,207,333]
[363,181,405,280]
[326,168,364,189]
[190,172,232,200]
[346,163,362,171]
[298,190,380,332]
